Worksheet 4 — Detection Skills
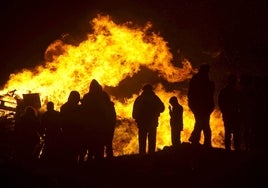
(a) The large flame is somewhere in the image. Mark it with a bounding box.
[0,15,224,156]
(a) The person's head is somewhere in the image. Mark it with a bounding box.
[24,106,37,117]
[169,96,178,106]
[89,79,102,93]
[68,90,80,104]
[46,101,54,111]
[198,64,210,79]
[142,84,153,93]
[199,64,210,73]
[199,64,210,74]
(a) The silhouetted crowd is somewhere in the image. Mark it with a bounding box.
[219,72,268,151]
[12,79,116,164]
[1,66,267,165]
[188,64,268,151]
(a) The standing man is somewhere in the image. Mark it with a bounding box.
[14,106,41,161]
[218,74,240,151]
[187,64,215,148]
[103,100,116,158]
[81,79,114,160]
[132,84,165,155]
[41,101,62,161]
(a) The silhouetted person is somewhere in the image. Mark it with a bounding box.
[251,76,267,149]
[60,90,83,164]
[41,101,62,161]
[187,64,215,148]
[81,79,113,160]
[132,84,165,155]
[104,100,116,158]
[14,99,26,124]
[14,106,41,161]
[169,96,183,147]
[218,74,240,151]
[239,74,254,151]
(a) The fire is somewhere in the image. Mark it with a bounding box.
[0,14,224,156]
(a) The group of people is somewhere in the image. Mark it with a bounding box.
[12,64,266,163]
[132,84,183,155]
[14,79,116,163]
[219,72,267,151]
[188,64,267,151]
[131,65,214,154]
[133,63,267,154]
[13,79,183,163]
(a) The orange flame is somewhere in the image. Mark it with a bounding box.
[0,15,224,156]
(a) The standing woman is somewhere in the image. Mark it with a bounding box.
[169,96,183,146]
[60,90,82,164]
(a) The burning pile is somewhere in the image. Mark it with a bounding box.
[0,15,224,156]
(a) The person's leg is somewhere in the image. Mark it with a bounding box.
[224,123,232,150]
[138,128,147,155]
[105,131,114,158]
[148,127,157,154]
[171,125,179,146]
[189,113,202,144]
[233,121,241,151]
[202,114,212,147]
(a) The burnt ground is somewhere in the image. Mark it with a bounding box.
[1,142,267,188]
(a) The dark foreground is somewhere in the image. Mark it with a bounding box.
[1,143,268,188]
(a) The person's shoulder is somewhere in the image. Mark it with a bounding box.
[82,92,90,99]
[189,74,199,84]
[134,95,142,101]
[154,93,163,100]
[191,73,198,79]
[60,103,67,111]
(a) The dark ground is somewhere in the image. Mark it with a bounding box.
[1,142,267,188]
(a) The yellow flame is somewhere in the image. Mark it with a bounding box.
[0,14,224,156]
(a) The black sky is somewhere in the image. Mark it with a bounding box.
[1,0,268,87]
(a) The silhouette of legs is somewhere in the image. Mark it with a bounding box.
[138,128,147,155]
[148,127,157,154]
[224,126,232,150]
[203,122,212,147]
[171,126,180,146]
[105,131,114,158]
[233,128,241,150]
[189,122,202,145]
[189,113,212,147]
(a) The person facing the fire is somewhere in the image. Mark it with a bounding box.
[81,79,115,160]
[103,100,116,158]
[14,106,41,161]
[218,74,241,151]
[239,74,255,151]
[60,90,83,164]
[41,101,62,161]
[187,64,215,148]
[132,84,165,155]
[169,96,183,147]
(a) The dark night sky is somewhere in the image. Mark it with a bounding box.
[1,0,268,87]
